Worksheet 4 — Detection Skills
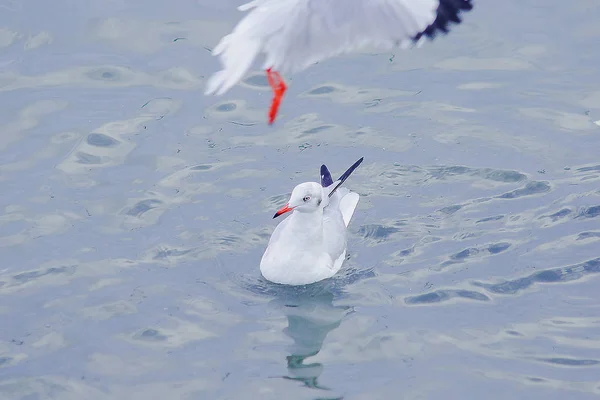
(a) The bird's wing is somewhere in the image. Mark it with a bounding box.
[320,164,334,187]
[205,0,472,95]
[324,187,358,227]
[338,191,360,227]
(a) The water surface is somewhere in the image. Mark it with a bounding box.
[1,0,600,399]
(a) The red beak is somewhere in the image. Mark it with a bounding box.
[273,204,294,219]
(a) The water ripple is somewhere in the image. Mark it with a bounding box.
[473,257,600,295]
[405,289,490,305]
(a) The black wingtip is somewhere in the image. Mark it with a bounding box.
[328,157,364,198]
[320,164,334,187]
[337,157,364,183]
[412,0,473,43]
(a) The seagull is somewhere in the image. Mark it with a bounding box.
[205,0,474,124]
[260,157,363,285]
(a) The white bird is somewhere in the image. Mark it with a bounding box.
[205,0,474,124]
[260,157,363,285]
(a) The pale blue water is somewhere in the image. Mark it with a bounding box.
[1,0,600,399]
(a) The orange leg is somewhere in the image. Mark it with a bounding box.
[266,68,287,125]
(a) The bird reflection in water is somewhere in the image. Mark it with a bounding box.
[269,290,352,397]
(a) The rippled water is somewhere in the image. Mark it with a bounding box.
[1,0,600,399]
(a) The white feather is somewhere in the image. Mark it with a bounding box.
[260,162,362,285]
[339,191,360,227]
[205,0,439,95]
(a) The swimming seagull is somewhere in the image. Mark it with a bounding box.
[260,157,363,285]
[205,0,474,124]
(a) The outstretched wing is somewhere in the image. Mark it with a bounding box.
[205,0,473,95]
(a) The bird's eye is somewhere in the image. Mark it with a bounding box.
[303,196,311,202]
